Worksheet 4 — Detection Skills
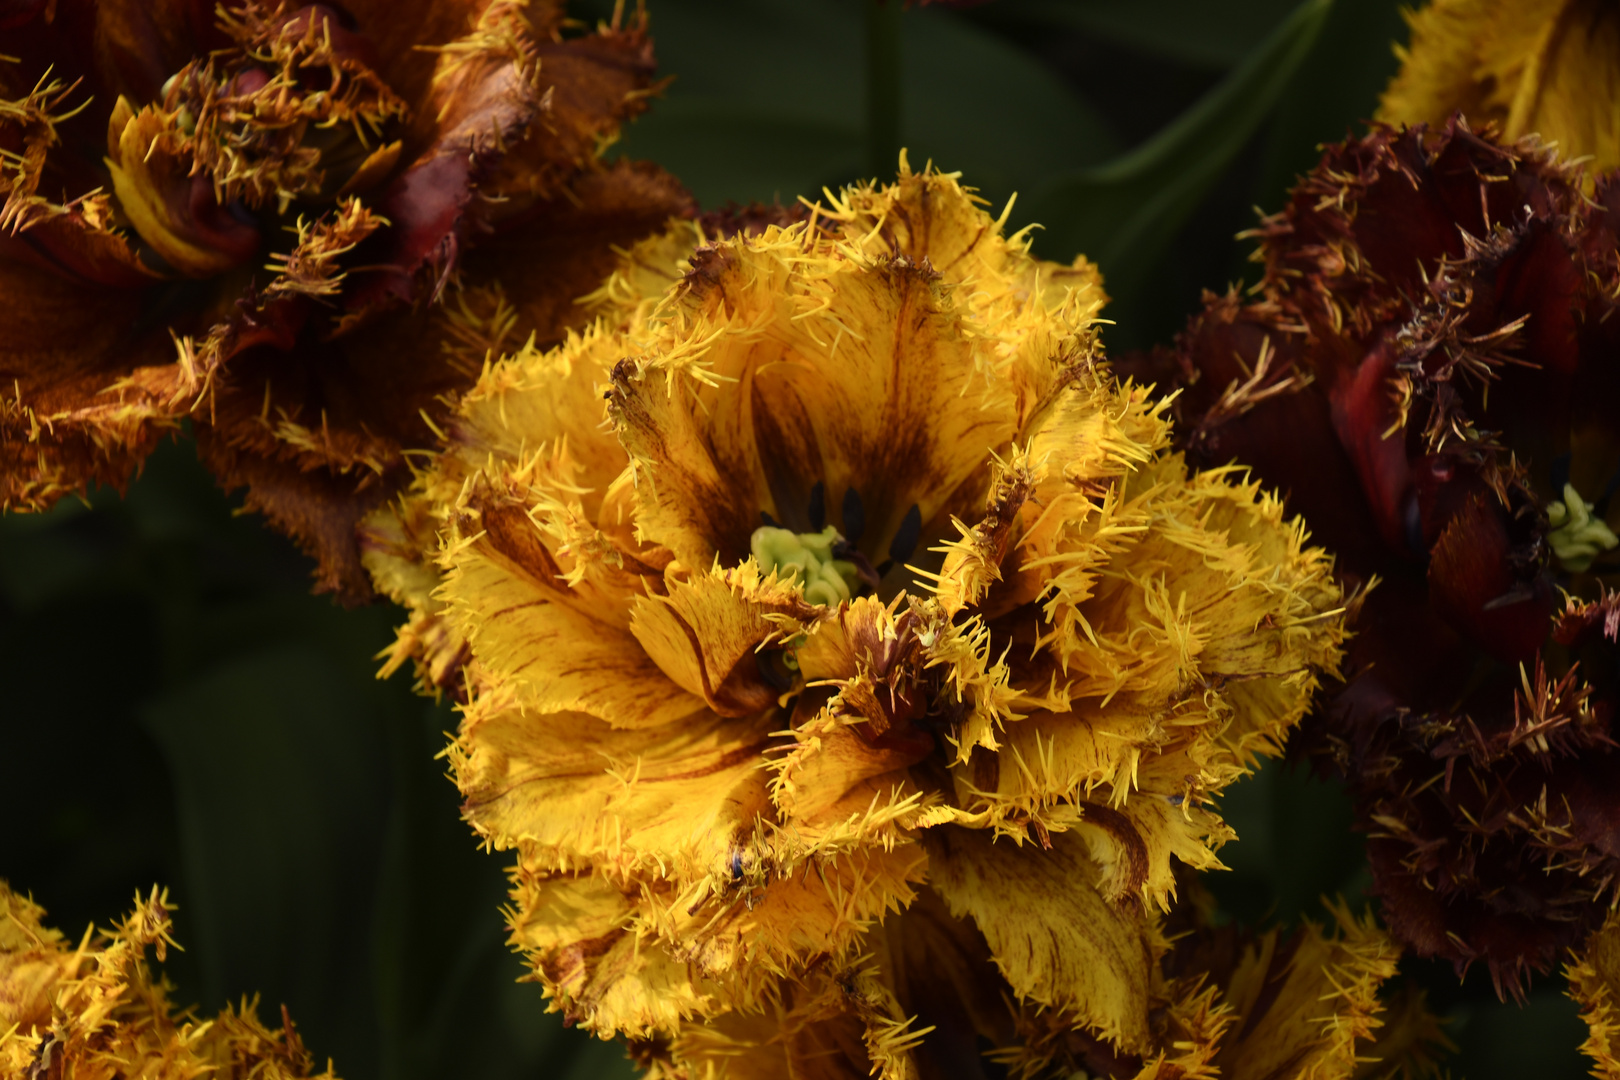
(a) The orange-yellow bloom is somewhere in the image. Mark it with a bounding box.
[367,161,1347,1070]
[1379,0,1620,173]
[0,882,338,1080]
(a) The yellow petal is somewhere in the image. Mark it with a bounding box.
[1379,0,1620,175]
[507,869,722,1038]
[608,224,1024,575]
[452,687,772,883]
[0,881,338,1078]
[630,560,816,717]
[1213,904,1400,1080]
[1569,908,1620,1080]
[105,97,259,277]
[442,498,700,728]
[924,827,1162,1053]
[772,596,940,835]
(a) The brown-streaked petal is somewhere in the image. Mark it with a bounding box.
[1206,905,1401,1080]
[506,868,723,1039]
[629,561,816,718]
[442,532,705,727]
[653,964,924,1080]
[924,826,1162,1054]
[870,886,1021,1078]
[610,234,1018,572]
[502,833,928,1041]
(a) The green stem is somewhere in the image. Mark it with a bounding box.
[866,0,903,181]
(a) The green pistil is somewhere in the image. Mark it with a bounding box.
[751,525,862,607]
[1546,482,1618,572]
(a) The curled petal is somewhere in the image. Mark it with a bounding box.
[924,827,1163,1054]
[630,561,816,718]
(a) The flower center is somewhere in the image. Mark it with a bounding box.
[1546,482,1618,572]
[750,525,863,607]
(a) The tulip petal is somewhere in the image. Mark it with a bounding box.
[925,826,1161,1053]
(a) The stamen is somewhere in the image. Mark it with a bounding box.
[750,525,862,606]
[1546,481,1619,572]
[807,481,825,531]
[888,503,922,564]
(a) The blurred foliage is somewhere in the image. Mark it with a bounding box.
[0,0,1591,1077]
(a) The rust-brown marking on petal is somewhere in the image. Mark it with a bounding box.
[1078,803,1152,900]
[480,500,565,590]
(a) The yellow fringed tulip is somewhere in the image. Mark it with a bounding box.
[366,159,1348,1071]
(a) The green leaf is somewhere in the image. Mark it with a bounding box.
[142,645,394,1077]
[1252,0,1407,209]
[1023,0,1331,301]
[975,0,1302,71]
[605,0,1116,208]
[614,103,862,209]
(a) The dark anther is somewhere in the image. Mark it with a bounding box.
[756,649,796,692]
[759,509,780,527]
[1402,493,1426,562]
[808,481,826,531]
[889,503,922,565]
[1549,452,1572,497]
[841,486,866,544]
[1596,459,1620,519]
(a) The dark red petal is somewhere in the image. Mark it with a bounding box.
[1427,493,1552,665]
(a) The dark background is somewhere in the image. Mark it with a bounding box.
[0,1,1590,1076]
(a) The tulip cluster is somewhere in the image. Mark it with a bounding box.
[13,0,1620,1077]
